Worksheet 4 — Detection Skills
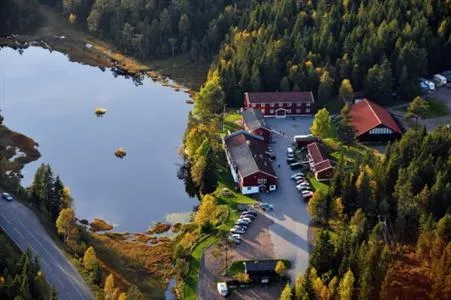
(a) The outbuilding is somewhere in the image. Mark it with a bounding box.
[244,92,315,118]
[307,142,334,181]
[349,99,402,142]
[223,131,277,194]
[241,108,272,143]
[243,261,278,281]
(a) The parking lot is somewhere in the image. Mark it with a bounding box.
[259,116,314,280]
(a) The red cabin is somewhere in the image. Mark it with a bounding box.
[307,142,334,181]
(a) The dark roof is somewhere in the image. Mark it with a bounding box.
[307,142,334,172]
[224,131,276,178]
[307,142,327,163]
[350,99,402,137]
[245,92,314,104]
[244,261,278,273]
[242,108,267,131]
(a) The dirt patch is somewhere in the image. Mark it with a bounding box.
[198,213,277,299]
[148,222,171,234]
[89,218,113,232]
[0,125,41,171]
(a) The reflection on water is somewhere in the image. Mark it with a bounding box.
[0,46,196,232]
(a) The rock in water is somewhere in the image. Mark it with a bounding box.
[115,147,126,158]
[95,107,107,117]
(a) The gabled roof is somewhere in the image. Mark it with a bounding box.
[244,261,278,273]
[245,92,314,104]
[242,108,268,131]
[307,142,334,172]
[307,142,328,163]
[224,131,276,178]
[349,99,402,137]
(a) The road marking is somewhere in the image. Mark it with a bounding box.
[13,227,26,240]
[1,214,12,225]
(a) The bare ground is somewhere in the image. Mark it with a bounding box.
[198,213,283,299]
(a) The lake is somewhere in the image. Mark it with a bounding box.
[0,46,196,232]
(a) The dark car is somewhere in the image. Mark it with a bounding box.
[287,157,296,164]
[1,192,14,202]
[290,162,302,169]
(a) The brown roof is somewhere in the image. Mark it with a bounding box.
[349,99,402,137]
[242,108,268,131]
[307,142,327,164]
[224,131,276,178]
[307,142,334,172]
[245,92,314,104]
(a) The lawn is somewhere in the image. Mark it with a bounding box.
[426,98,449,118]
[227,259,291,276]
[223,112,242,135]
[183,235,219,300]
[307,176,330,194]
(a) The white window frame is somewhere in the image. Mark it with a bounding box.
[306,108,311,113]
[296,109,301,113]
[270,103,275,108]
[257,178,267,184]
[270,109,274,113]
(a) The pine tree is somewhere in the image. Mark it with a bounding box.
[338,269,354,300]
[280,282,292,300]
[310,230,336,275]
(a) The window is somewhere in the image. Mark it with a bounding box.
[257,178,267,184]
[297,103,302,107]
[270,109,274,113]
[278,102,283,107]
[306,103,311,107]
[287,109,292,113]
[252,103,256,108]
[261,109,265,114]
[296,109,301,113]
[247,187,252,190]
[306,108,311,113]
[270,103,275,108]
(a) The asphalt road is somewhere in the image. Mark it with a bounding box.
[260,117,314,281]
[0,199,93,300]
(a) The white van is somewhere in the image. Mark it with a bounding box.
[217,282,229,297]
[433,74,447,87]
[287,147,294,158]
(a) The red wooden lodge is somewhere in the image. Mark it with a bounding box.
[244,92,315,118]
[223,131,277,194]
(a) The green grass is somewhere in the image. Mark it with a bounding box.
[223,112,242,134]
[307,175,330,194]
[183,235,219,300]
[227,259,292,276]
[426,98,449,118]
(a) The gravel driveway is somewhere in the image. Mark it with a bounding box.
[259,117,314,281]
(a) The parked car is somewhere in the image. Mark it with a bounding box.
[242,210,257,217]
[296,182,310,188]
[237,218,252,224]
[287,157,296,164]
[228,236,241,244]
[291,172,304,179]
[287,147,294,158]
[236,220,250,227]
[241,213,255,220]
[259,203,274,210]
[297,186,312,192]
[302,191,314,200]
[230,227,245,234]
[1,192,14,202]
[433,74,447,87]
[446,82,451,89]
[217,282,229,297]
[296,178,306,183]
[239,217,253,223]
[419,78,436,91]
[440,70,451,81]
[301,190,314,196]
[290,162,302,169]
[230,234,241,240]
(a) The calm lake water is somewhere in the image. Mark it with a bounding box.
[0,46,196,232]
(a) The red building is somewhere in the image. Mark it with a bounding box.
[307,142,334,181]
[223,131,277,194]
[241,108,272,143]
[244,92,315,117]
[349,99,403,142]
